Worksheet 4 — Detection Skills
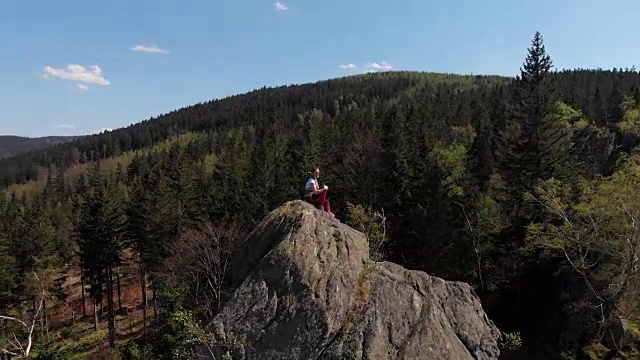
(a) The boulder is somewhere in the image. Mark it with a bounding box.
[204,200,502,359]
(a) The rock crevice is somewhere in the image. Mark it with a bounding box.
[205,200,502,359]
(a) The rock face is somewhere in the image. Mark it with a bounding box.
[205,200,502,360]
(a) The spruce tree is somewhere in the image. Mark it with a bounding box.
[177,155,203,227]
[0,222,16,312]
[75,179,105,330]
[247,127,292,219]
[501,31,555,188]
[101,181,126,348]
[300,109,325,170]
[125,175,152,337]
[380,103,415,207]
[75,174,126,346]
[495,31,574,221]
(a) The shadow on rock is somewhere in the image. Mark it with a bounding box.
[201,200,502,360]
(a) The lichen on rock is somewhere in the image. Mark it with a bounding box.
[203,200,502,360]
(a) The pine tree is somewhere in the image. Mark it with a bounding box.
[53,171,68,205]
[380,103,416,207]
[247,126,292,219]
[0,214,16,312]
[494,31,578,223]
[75,181,105,331]
[500,31,555,188]
[101,181,126,347]
[300,109,325,170]
[177,155,203,227]
[147,173,181,272]
[75,174,126,346]
[10,200,58,304]
[125,175,152,338]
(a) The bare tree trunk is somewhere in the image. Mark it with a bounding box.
[152,282,157,319]
[139,260,147,339]
[127,307,132,335]
[39,299,45,337]
[106,266,116,348]
[116,267,122,311]
[43,298,48,331]
[93,301,98,331]
[81,269,86,318]
[143,275,149,310]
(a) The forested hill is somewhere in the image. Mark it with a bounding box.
[1,67,639,190]
[0,71,504,189]
[2,32,640,359]
[0,135,81,160]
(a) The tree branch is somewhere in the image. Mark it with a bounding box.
[451,197,484,293]
[0,272,46,358]
[0,316,27,328]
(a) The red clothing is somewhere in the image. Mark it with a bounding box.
[305,190,331,213]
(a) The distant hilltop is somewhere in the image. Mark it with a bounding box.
[0,135,83,159]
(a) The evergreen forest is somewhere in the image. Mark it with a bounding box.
[2,31,640,359]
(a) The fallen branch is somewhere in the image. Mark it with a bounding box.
[451,197,484,293]
[0,272,46,358]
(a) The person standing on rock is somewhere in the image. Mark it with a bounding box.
[304,167,333,215]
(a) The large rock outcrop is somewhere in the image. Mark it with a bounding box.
[204,200,502,359]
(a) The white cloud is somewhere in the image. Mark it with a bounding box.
[52,124,75,129]
[365,62,393,71]
[76,83,89,91]
[130,44,169,54]
[338,61,395,74]
[274,1,288,11]
[42,64,110,86]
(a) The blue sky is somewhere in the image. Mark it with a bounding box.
[1,0,639,137]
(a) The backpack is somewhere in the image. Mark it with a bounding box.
[302,172,313,197]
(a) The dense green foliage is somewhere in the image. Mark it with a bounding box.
[2,32,640,359]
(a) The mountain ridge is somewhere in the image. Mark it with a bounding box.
[0,70,505,188]
[0,135,83,159]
